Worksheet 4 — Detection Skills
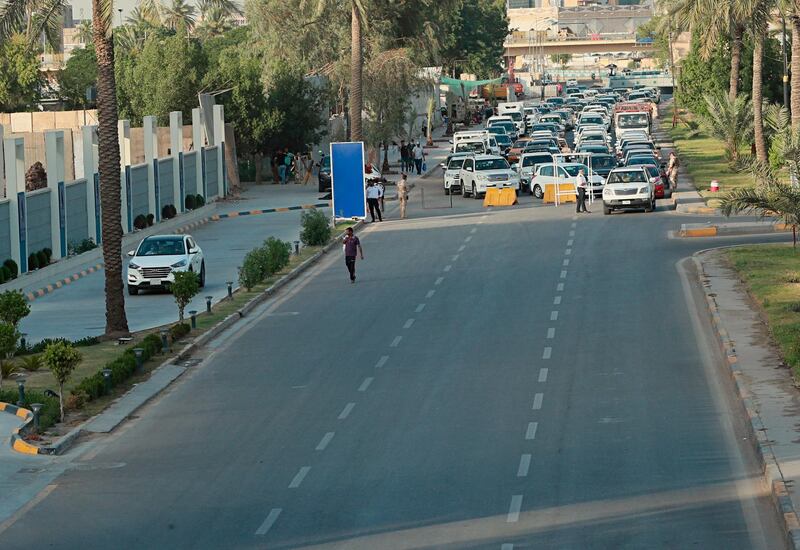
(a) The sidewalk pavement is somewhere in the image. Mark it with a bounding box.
[697,250,800,548]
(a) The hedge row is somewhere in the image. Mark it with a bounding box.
[0,389,60,431]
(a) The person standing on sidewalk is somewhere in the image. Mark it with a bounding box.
[377,179,385,212]
[366,181,383,222]
[667,151,680,190]
[342,227,363,283]
[397,173,409,219]
[413,142,425,175]
[576,168,590,214]
[400,141,408,173]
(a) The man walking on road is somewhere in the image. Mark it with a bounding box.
[366,181,383,222]
[668,151,680,190]
[397,173,409,219]
[413,142,425,175]
[576,168,590,214]
[343,227,363,283]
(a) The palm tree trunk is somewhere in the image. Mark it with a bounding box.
[93,7,130,337]
[349,3,363,142]
[792,16,800,131]
[729,24,743,101]
[752,35,768,162]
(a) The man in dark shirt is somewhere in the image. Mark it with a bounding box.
[342,227,364,283]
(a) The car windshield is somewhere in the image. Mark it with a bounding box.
[508,112,522,121]
[476,158,510,171]
[447,158,467,169]
[562,165,583,177]
[495,135,512,146]
[455,142,484,153]
[532,124,555,132]
[644,165,660,176]
[513,140,530,149]
[488,127,506,135]
[581,116,603,125]
[522,155,552,167]
[608,170,647,184]
[591,156,616,169]
[618,114,649,128]
[582,134,604,141]
[137,237,185,256]
[628,156,657,165]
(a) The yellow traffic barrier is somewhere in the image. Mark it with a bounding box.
[483,188,518,207]
[543,183,577,204]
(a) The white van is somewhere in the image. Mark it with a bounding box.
[497,102,526,134]
[452,131,500,156]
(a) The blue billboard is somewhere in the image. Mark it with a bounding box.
[331,142,366,220]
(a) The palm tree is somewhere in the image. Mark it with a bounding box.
[135,0,165,26]
[748,0,774,162]
[195,6,230,38]
[126,5,157,27]
[163,0,196,30]
[699,92,753,166]
[781,0,800,129]
[720,183,800,247]
[201,0,241,18]
[76,19,92,44]
[0,0,130,336]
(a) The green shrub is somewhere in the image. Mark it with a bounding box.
[169,322,191,341]
[172,271,199,320]
[1,359,19,380]
[185,194,196,210]
[0,389,60,431]
[42,248,52,262]
[27,253,39,270]
[146,214,155,227]
[20,354,43,372]
[141,334,163,357]
[74,372,105,400]
[0,266,10,283]
[239,248,268,291]
[4,259,18,279]
[195,194,205,207]
[73,336,99,347]
[0,290,30,328]
[300,209,331,246]
[68,238,97,256]
[264,237,291,275]
[43,341,82,421]
[133,214,148,230]
[36,250,48,268]
[0,269,6,285]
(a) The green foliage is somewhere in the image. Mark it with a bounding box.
[697,92,752,166]
[58,46,97,109]
[195,194,205,207]
[677,33,731,118]
[238,237,292,290]
[300,209,331,246]
[0,359,19,380]
[635,16,670,68]
[263,237,291,275]
[185,194,196,210]
[438,0,509,78]
[0,35,43,111]
[0,389,59,431]
[239,248,267,291]
[4,259,17,279]
[27,253,38,271]
[68,238,98,256]
[549,54,572,67]
[172,271,200,320]
[20,354,43,372]
[169,322,191,341]
[43,341,82,421]
[0,322,20,359]
[134,214,148,230]
[36,250,47,268]
[0,290,30,328]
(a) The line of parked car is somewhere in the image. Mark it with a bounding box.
[441,83,670,215]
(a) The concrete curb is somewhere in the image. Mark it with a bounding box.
[680,222,791,238]
[16,220,367,455]
[210,202,331,220]
[693,252,800,549]
[0,402,74,456]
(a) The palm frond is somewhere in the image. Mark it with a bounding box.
[0,0,31,42]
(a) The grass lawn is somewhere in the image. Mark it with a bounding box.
[662,104,754,206]
[726,245,800,381]
[6,224,354,426]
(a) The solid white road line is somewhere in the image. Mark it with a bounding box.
[458,245,466,252]
[533,393,544,410]
[415,303,426,313]
[358,377,374,392]
[560,270,567,279]
[390,336,402,347]
[426,290,435,298]
[255,508,282,535]
[525,422,538,440]
[465,236,473,242]
[557,283,564,292]
[553,296,561,305]
[435,277,444,285]
[443,265,452,272]
[375,355,389,369]
[550,311,559,321]
[547,328,555,339]
[538,368,548,382]
[316,432,335,451]
[542,347,552,359]
[338,402,356,419]
[403,318,415,329]
[507,495,523,523]
[517,454,532,477]
[289,467,310,488]
[563,259,570,267]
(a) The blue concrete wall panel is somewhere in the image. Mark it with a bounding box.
[26,190,52,254]
[130,164,150,220]
[0,201,11,262]
[158,159,175,209]
[184,152,197,197]
[65,180,88,247]
[204,147,218,199]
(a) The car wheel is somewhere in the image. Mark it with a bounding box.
[128,285,139,296]
[461,184,468,198]
[472,183,480,199]
[603,205,611,215]
[199,262,206,288]
[533,184,544,199]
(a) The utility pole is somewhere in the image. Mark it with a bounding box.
[783,16,790,108]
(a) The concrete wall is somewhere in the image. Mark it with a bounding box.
[184,151,198,198]
[26,189,52,254]
[0,201,11,262]
[130,164,150,220]
[158,158,175,210]
[0,110,98,132]
[65,179,88,247]
[204,147,218,198]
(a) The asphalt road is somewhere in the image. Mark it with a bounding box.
[0,187,788,549]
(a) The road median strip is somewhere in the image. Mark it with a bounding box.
[680,221,790,238]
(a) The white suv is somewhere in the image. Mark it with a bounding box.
[127,234,205,295]
[460,155,520,199]
[602,167,655,214]
[442,153,472,195]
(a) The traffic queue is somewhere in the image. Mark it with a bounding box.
[441,84,670,214]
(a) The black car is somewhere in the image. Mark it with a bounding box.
[590,153,616,178]
[318,155,331,192]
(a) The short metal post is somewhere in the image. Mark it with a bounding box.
[16,378,25,407]
[133,348,144,372]
[226,281,233,298]
[189,310,197,329]
[19,333,26,352]
[294,241,300,255]
[31,403,42,432]
[102,368,112,392]
[205,295,213,313]
[160,329,170,353]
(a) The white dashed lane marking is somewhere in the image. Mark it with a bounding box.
[415,303,426,313]
[338,402,355,419]
[375,355,389,369]
[538,368,548,382]
[565,248,572,255]
[517,454,532,477]
[452,254,460,261]
[542,347,552,359]
[358,377,374,392]
[435,277,444,285]
[426,290,435,298]
[255,508,282,536]
[390,336,402,347]
[443,265,452,272]
[470,227,477,234]
[501,544,514,550]
[288,467,310,488]
[553,296,561,305]
[562,259,569,266]
[465,236,473,242]
[316,432,335,451]
[560,270,567,279]
[569,230,575,237]
[533,393,544,410]
[458,245,466,252]
[546,328,555,339]
[550,311,559,321]
[403,318,415,329]
[525,422,538,440]
[557,283,564,292]
[507,495,523,523]
[567,239,574,246]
